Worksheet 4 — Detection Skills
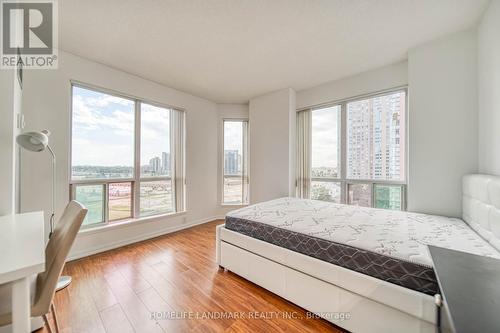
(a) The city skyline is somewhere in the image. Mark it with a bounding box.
[145,152,171,175]
[72,151,171,178]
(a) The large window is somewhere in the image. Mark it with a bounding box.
[298,89,406,210]
[71,84,185,227]
[222,120,249,205]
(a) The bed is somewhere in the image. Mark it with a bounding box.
[216,174,500,333]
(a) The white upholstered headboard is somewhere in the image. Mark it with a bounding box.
[463,174,500,252]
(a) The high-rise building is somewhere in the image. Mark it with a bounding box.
[347,92,405,181]
[224,150,240,175]
[161,152,170,175]
[347,99,373,179]
[149,157,161,175]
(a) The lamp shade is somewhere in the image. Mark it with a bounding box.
[16,130,50,152]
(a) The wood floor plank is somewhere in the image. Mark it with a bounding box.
[138,287,199,332]
[99,304,135,333]
[64,261,107,333]
[45,220,343,333]
[81,258,119,312]
[103,270,164,333]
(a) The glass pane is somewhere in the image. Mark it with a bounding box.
[374,184,403,210]
[108,182,132,221]
[74,184,104,225]
[311,181,341,203]
[71,86,135,180]
[223,121,246,204]
[311,106,340,178]
[224,176,243,204]
[347,91,406,181]
[348,183,371,207]
[140,180,174,217]
[141,103,171,177]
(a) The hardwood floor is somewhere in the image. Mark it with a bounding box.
[39,220,344,333]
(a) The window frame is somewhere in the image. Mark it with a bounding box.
[221,118,249,206]
[69,81,184,228]
[306,87,408,210]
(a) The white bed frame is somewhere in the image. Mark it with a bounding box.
[216,174,500,333]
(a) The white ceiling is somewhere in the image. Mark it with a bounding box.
[60,0,489,103]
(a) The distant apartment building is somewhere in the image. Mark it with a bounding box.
[161,152,171,175]
[347,93,405,181]
[149,156,161,175]
[224,150,240,175]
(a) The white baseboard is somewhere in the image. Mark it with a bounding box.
[0,317,43,333]
[67,215,225,261]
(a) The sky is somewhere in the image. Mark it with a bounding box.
[72,86,169,167]
[224,121,243,152]
[72,85,339,170]
[311,106,339,169]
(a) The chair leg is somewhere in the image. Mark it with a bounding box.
[50,303,60,333]
[43,314,53,333]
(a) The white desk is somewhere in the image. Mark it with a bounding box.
[0,212,45,333]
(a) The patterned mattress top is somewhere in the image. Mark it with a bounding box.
[226,197,500,267]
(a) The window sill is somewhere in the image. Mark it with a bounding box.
[78,211,187,236]
[220,203,249,207]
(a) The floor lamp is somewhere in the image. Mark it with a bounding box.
[16,130,72,291]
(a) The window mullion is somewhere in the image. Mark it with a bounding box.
[133,100,141,219]
[240,123,244,203]
[340,102,347,204]
[170,108,176,212]
[371,182,375,208]
[103,183,109,223]
[241,121,248,204]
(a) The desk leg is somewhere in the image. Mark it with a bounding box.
[12,277,30,333]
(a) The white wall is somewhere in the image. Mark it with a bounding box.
[216,103,249,216]
[20,50,220,258]
[408,29,478,217]
[0,69,21,216]
[249,88,296,203]
[478,0,500,176]
[0,13,22,217]
[297,61,408,109]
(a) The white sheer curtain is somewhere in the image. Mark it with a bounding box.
[296,109,312,198]
[241,120,250,204]
[171,109,186,212]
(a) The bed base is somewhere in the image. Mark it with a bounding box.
[216,224,450,333]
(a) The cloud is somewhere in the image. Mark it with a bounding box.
[72,89,135,166]
[311,107,339,168]
[72,94,134,135]
[224,121,244,151]
[140,103,170,163]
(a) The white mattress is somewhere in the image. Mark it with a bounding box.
[227,197,500,268]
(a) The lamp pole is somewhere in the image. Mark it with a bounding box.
[47,145,73,291]
[47,145,55,238]
[16,130,73,291]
